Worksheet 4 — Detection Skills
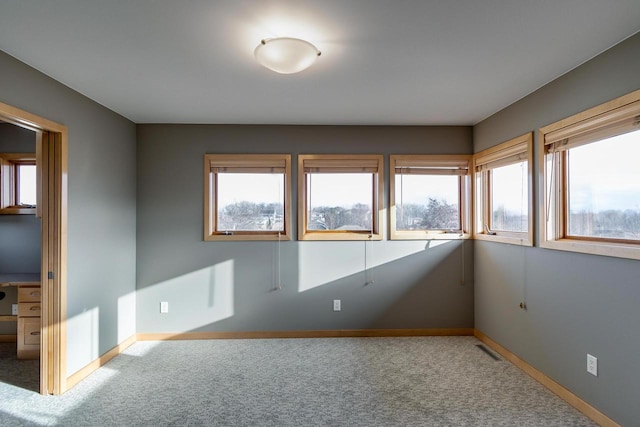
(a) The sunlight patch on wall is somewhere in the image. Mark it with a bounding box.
[66,306,99,376]
[208,260,235,322]
[138,260,235,332]
[117,291,136,344]
[297,241,436,292]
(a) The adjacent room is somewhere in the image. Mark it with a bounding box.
[0,1,638,425]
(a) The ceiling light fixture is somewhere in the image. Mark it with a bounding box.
[254,37,321,74]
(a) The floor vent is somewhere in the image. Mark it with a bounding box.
[476,344,500,361]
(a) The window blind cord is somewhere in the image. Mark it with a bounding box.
[400,171,404,227]
[520,161,526,234]
[308,173,312,229]
[460,239,465,285]
[364,235,368,285]
[365,234,375,285]
[521,241,527,309]
[545,148,557,222]
[271,234,277,290]
[277,231,282,290]
[520,162,527,306]
[277,176,283,290]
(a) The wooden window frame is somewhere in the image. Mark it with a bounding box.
[0,153,37,215]
[472,133,533,246]
[539,89,640,260]
[389,154,471,240]
[298,154,384,241]
[204,154,292,241]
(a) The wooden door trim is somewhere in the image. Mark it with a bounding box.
[0,100,67,395]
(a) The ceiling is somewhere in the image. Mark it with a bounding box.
[0,1,639,126]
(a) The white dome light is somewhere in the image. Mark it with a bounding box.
[254,37,321,74]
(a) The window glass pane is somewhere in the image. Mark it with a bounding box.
[490,161,528,232]
[395,174,460,230]
[216,173,284,231]
[307,173,372,231]
[17,164,36,206]
[567,129,640,240]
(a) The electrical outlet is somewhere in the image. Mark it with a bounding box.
[333,299,341,312]
[11,304,18,315]
[587,354,598,376]
[160,301,169,314]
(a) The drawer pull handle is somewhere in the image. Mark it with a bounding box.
[30,307,40,311]
[30,292,41,297]
[30,331,41,336]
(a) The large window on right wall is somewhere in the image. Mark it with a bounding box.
[540,89,640,260]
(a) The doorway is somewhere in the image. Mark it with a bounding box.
[0,101,67,395]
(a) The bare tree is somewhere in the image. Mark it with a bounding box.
[421,198,459,230]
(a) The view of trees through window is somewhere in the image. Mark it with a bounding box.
[490,161,527,232]
[216,173,284,232]
[567,130,640,240]
[395,174,460,231]
[306,173,373,231]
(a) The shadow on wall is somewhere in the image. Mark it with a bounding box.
[63,239,473,370]
[135,239,473,334]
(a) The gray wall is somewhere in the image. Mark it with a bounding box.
[136,125,474,333]
[0,50,137,376]
[0,123,39,274]
[473,33,640,425]
[0,124,38,335]
[0,122,36,151]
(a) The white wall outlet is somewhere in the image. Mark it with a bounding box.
[11,304,18,315]
[333,299,341,312]
[587,354,598,376]
[160,301,169,314]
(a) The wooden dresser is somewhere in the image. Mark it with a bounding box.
[0,274,41,359]
[17,284,41,359]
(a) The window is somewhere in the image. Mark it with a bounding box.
[473,133,533,246]
[0,153,36,214]
[204,154,291,241]
[390,155,471,240]
[540,89,640,259]
[298,154,383,241]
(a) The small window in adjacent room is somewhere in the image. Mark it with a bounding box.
[298,154,383,241]
[390,155,471,240]
[473,133,533,246]
[0,153,36,214]
[540,89,640,259]
[204,154,291,241]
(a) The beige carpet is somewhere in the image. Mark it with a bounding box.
[0,337,596,426]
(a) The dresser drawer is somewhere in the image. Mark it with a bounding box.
[18,287,41,302]
[22,318,41,345]
[18,302,41,317]
[17,317,40,359]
